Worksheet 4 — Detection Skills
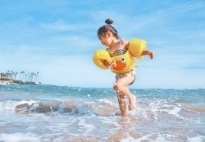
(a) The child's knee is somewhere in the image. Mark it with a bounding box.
[113,84,117,90]
[113,82,123,91]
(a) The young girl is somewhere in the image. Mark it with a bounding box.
[97,19,154,116]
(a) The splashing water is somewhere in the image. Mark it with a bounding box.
[0,85,205,142]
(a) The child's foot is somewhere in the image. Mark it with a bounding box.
[128,95,136,110]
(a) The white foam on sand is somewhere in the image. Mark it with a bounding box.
[16,100,36,106]
[123,133,205,142]
[0,100,37,111]
[0,100,19,111]
[188,135,205,142]
[143,100,184,120]
[160,104,182,118]
[0,133,40,142]
[77,118,95,135]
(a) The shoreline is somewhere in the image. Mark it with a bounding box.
[0,79,41,85]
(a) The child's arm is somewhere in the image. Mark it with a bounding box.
[141,50,154,59]
[102,60,110,68]
[102,60,116,69]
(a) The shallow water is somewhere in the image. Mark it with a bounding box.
[0,85,205,142]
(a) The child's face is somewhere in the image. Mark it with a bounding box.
[99,32,113,48]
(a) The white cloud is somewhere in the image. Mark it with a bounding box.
[40,21,78,32]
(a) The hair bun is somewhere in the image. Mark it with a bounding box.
[105,18,113,25]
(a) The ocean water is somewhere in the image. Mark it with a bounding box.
[0,85,205,142]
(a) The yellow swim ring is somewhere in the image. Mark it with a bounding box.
[128,38,147,59]
[93,49,111,69]
[93,38,147,73]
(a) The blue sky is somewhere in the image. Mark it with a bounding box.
[0,0,205,89]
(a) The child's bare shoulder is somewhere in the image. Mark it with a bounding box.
[121,39,129,50]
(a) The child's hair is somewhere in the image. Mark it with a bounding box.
[97,18,120,39]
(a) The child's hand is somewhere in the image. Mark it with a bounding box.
[141,50,154,59]
[102,60,116,68]
[109,61,116,68]
[148,51,154,59]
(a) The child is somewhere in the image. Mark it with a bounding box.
[97,18,154,116]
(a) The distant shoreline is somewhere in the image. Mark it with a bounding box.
[0,79,41,85]
[0,71,40,85]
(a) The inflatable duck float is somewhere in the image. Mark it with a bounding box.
[93,38,146,74]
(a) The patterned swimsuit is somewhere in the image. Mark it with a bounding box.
[108,42,136,85]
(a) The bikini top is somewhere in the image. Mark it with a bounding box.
[107,41,127,57]
[109,49,127,57]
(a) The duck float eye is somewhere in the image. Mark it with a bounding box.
[121,57,125,62]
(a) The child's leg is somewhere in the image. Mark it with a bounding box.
[114,74,136,115]
[120,86,136,110]
[116,92,128,116]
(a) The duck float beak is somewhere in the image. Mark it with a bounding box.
[113,60,126,70]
